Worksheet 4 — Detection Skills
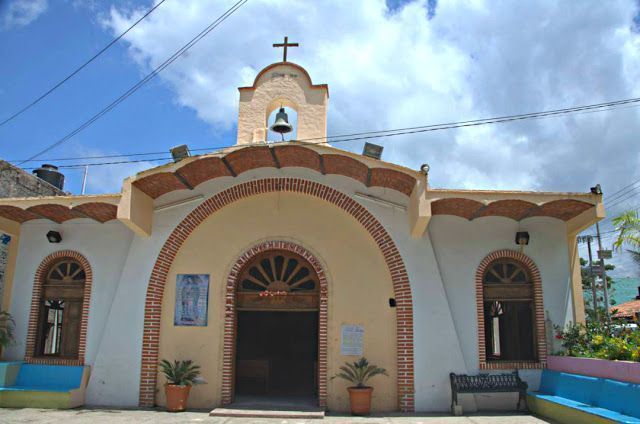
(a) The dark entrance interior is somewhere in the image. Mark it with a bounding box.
[235,311,318,397]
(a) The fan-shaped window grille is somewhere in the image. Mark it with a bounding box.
[236,250,319,310]
[482,259,536,361]
[35,259,86,358]
[238,251,318,293]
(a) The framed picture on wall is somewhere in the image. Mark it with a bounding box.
[174,274,209,326]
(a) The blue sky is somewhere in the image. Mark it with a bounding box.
[2,0,640,277]
[0,0,437,195]
[0,0,231,194]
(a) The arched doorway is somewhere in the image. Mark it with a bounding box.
[140,179,414,411]
[230,243,326,406]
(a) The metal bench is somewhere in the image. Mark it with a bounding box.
[449,371,528,414]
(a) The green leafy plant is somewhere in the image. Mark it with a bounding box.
[613,209,640,268]
[0,311,15,350]
[555,321,640,362]
[159,359,201,386]
[332,357,388,388]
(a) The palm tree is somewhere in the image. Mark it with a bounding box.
[612,209,640,267]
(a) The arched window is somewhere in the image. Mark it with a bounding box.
[34,259,86,359]
[236,249,319,310]
[482,259,536,362]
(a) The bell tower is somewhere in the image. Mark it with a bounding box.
[236,37,329,145]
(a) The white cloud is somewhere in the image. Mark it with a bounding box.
[102,0,640,197]
[2,0,48,30]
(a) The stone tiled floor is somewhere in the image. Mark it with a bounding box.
[0,408,556,423]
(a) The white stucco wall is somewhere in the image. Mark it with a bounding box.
[4,166,577,412]
[6,219,133,367]
[427,215,572,411]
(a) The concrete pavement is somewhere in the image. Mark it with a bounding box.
[0,407,556,423]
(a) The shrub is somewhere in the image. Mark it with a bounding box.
[0,312,15,350]
[555,321,640,362]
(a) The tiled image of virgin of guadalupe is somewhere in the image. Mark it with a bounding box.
[180,275,200,323]
[175,274,209,326]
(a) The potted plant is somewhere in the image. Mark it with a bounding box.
[333,357,388,415]
[159,359,201,412]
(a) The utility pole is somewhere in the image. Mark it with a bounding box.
[590,184,611,323]
[596,220,611,323]
[81,165,89,195]
[579,235,599,321]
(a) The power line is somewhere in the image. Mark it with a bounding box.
[11,92,640,164]
[606,187,640,209]
[605,179,640,201]
[17,0,248,166]
[22,157,173,170]
[10,147,216,162]
[0,0,168,128]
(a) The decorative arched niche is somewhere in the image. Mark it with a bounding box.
[266,97,298,142]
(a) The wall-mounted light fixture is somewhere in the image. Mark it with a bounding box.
[590,184,602,195]
[362,142,383,160]
[46,230,62,243]
[170,144,191,162]
[515,231,530,252]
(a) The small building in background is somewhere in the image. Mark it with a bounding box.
[0,160,65,315]
[612,286,640,322]
[0,160,64,199]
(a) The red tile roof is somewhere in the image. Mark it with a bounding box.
[612,299,640,318]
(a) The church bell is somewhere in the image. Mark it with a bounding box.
[269,107,293,138]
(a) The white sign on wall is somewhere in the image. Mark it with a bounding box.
[340,324,364,356]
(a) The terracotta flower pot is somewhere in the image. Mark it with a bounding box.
[348,386,374,415]
[165,384,191,412]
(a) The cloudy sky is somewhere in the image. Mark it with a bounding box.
[1,0,640,275]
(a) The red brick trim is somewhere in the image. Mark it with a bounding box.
[24,250,93,366]
[139,178,414,411]
[221,241,328,406]
[475,250,546,370]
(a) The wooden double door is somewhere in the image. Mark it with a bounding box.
[235,311,319,397]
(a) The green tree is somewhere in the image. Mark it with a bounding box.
[612,209,640,268]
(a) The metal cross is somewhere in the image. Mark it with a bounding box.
[273,36,299,62]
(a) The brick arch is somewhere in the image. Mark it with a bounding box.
[223,240,328,406]
[475,249,546,370]
[139,178,415,411]
[25,250,93,366]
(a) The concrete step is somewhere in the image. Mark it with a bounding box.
[209,407,325,419]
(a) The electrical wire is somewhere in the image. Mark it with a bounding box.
[0,0,168,128]
[21,157,173,170]
[16,0,248,166]
[606,179,640,201]
[11,91,640,164]
[606,187,640,210]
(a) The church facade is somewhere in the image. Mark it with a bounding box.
[0,58,603,413]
